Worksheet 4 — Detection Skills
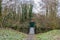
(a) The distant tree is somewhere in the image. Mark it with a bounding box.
[42,0,49,18]
[21,4,27,22]
[29,4,33,20]
[49,0,58,19]
[0,0,2,27]
[0,0,2,16]
[42,0,58,18]
[42,0,58,29]
[21,2,33,22]
[49,0,58,29]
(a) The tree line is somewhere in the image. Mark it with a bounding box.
[0,0,60,34]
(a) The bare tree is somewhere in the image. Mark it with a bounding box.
[0,0,2,16]
[42,0,58,29]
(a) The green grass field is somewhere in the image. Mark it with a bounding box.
[0,28,27,40]
[36,30,60,40]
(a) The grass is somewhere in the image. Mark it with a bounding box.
[0,28,27,40]
[36,30,60,40]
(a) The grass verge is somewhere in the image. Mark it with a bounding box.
[0,28,27,40]
[36,30,60,40]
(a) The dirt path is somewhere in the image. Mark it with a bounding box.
[25,34,36,40]
[24,27,36,40]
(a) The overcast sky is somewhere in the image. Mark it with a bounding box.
[2,0,60,16]
[33,0,42,13]
[34,0,60,16]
